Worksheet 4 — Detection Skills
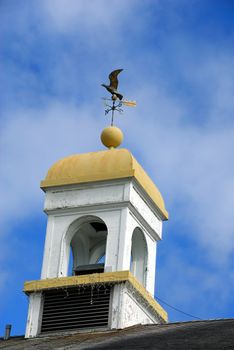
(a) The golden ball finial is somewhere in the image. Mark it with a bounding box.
[101,126,123,149]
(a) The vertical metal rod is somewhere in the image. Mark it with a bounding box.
[111,101,115,126]
[4,324,12,340]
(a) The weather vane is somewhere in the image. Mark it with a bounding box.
[101,69,136,126]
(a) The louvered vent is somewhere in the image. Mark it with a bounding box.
[41,285,111,333]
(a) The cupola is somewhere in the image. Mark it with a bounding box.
[24,73,168,338]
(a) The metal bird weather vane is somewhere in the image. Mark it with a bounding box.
[101,69,136,126]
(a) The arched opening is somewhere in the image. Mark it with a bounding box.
[130,227,148,286]
[66,216,108,276]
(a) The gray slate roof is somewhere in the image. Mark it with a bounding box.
[1,319,234,350]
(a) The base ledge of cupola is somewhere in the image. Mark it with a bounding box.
[24,271,167,337]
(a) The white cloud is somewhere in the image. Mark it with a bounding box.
[0,102,104,232]
[157,252,234,320]
[40,0,135,35]
[108,38,234,268]
[129,100,234,266]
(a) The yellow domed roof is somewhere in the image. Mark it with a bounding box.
[41,149,168,220]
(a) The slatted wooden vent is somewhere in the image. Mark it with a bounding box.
[41,285,111,333]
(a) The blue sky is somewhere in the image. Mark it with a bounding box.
[1,0,234,335]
